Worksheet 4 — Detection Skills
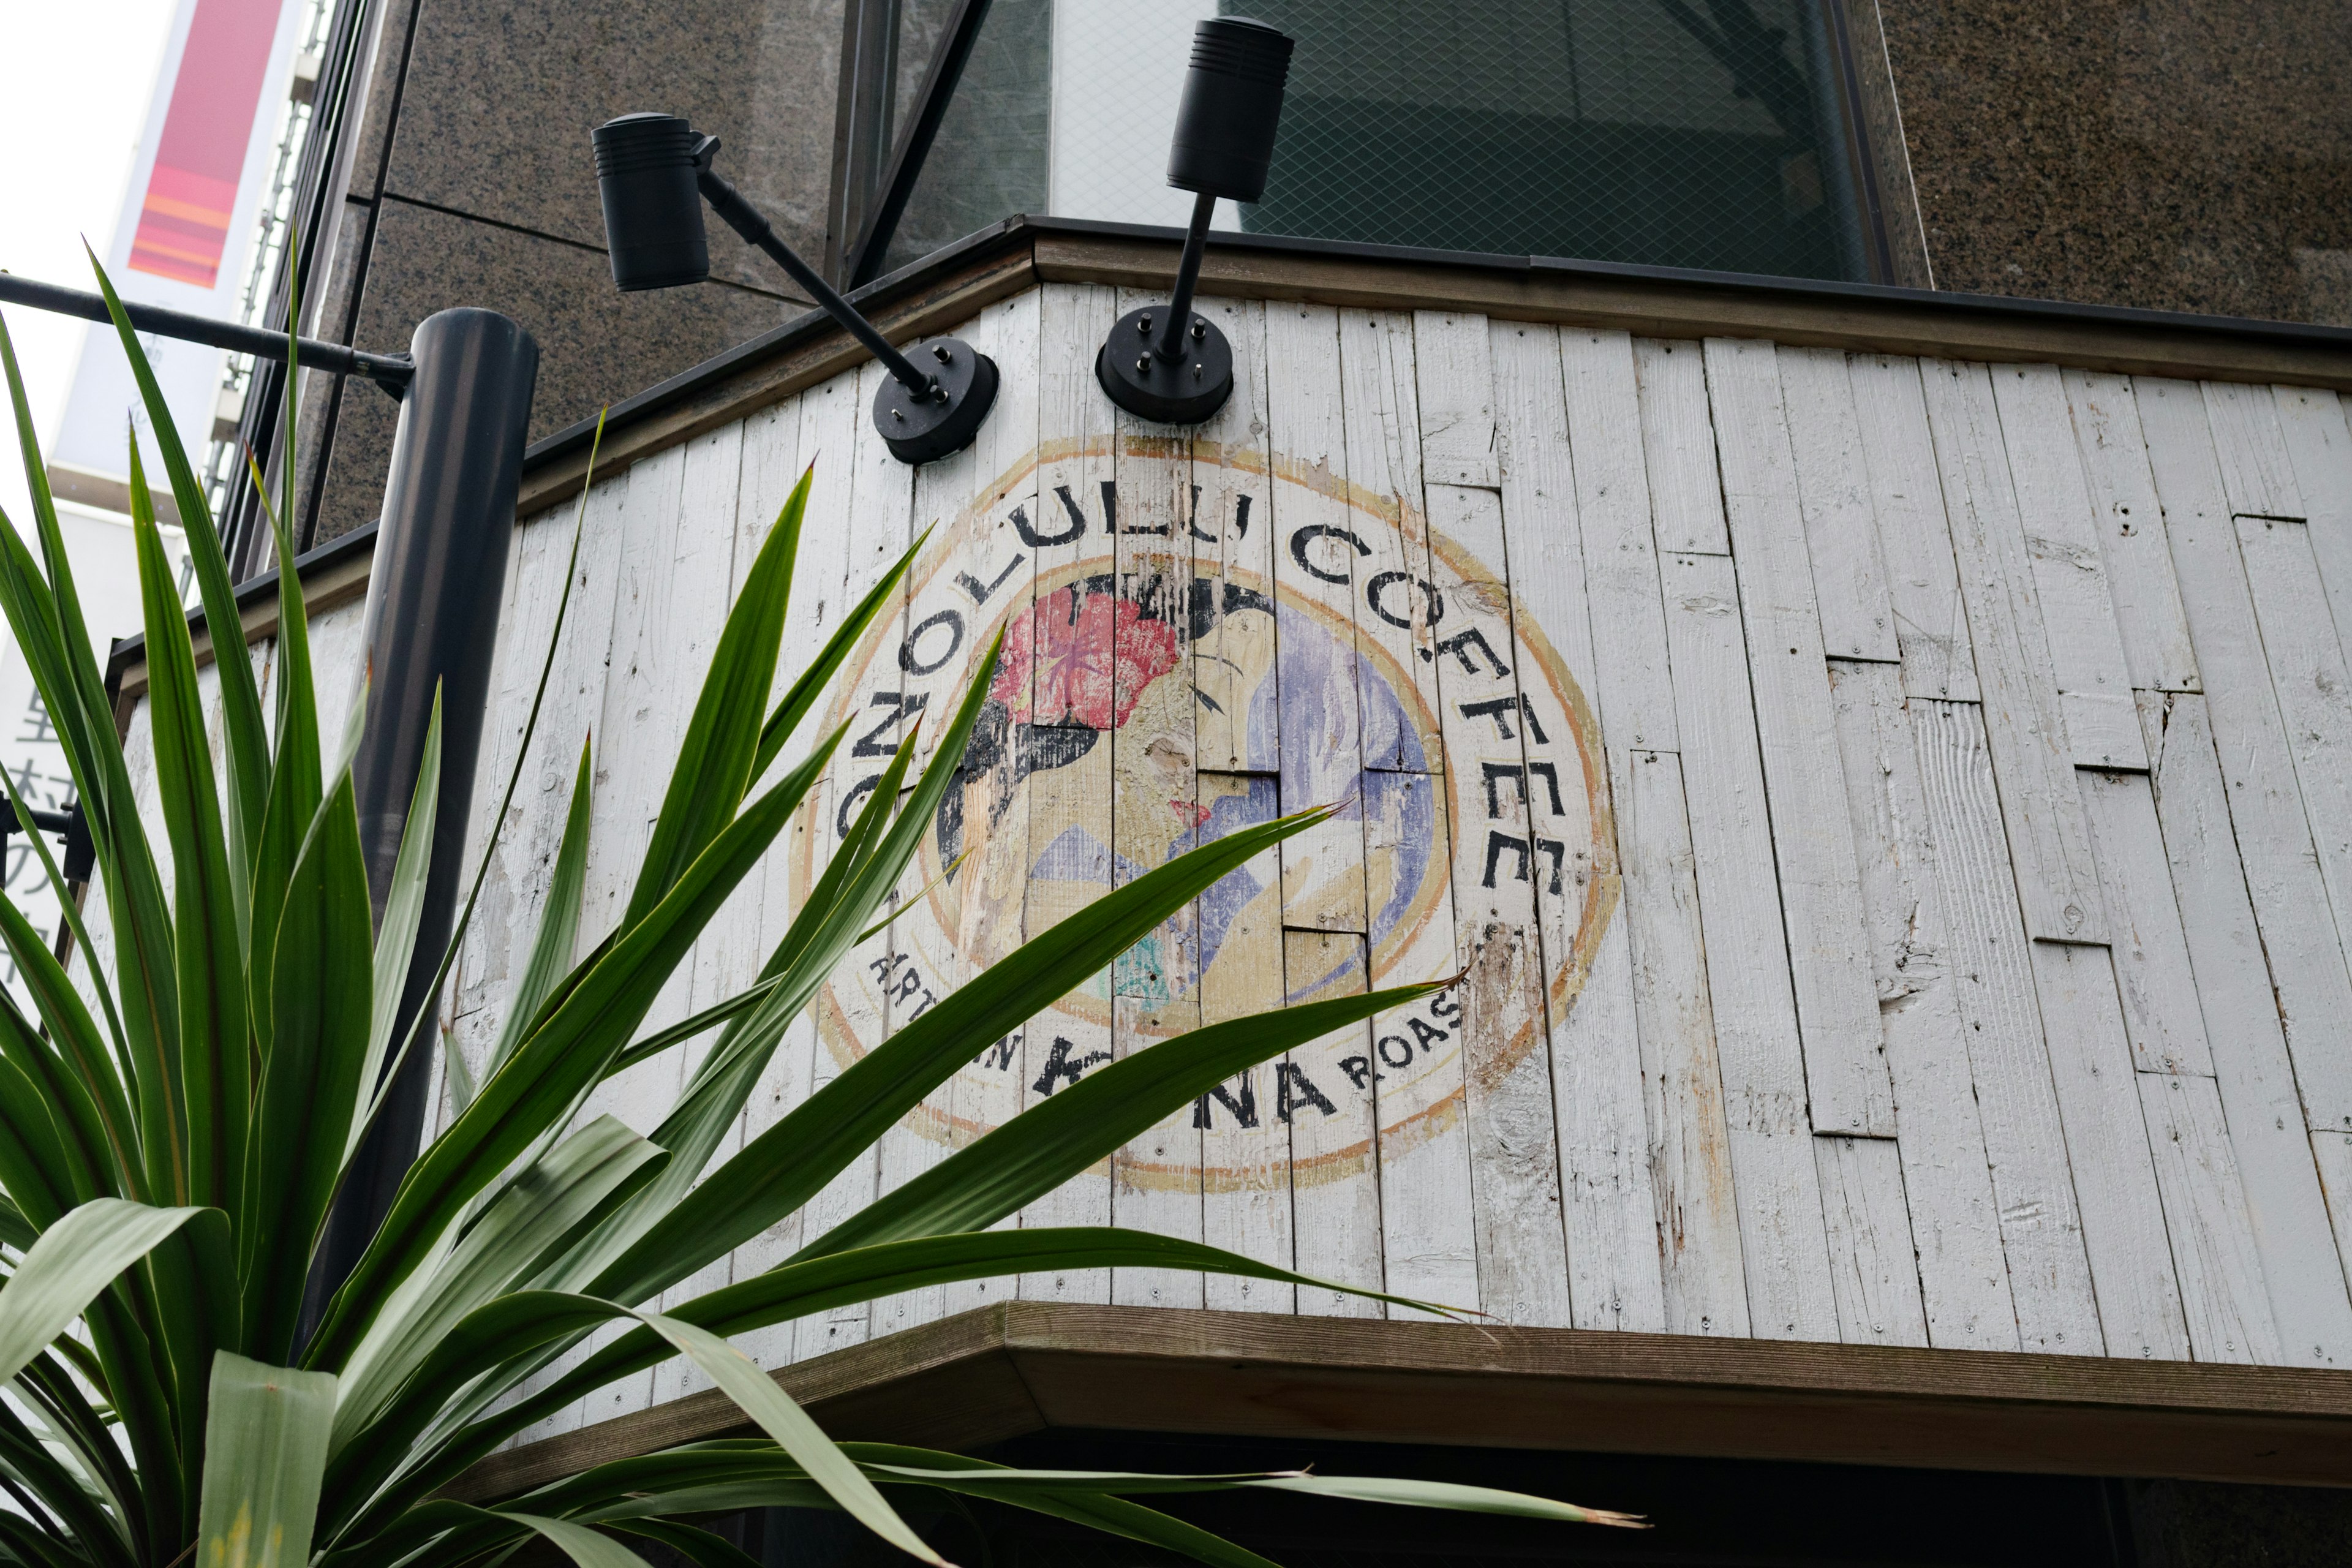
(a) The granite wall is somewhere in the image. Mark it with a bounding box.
[293,0,849,549]
[1877,0,2352,325]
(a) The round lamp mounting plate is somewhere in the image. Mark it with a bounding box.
[872,337,999,464]
[1094,306,1234,424]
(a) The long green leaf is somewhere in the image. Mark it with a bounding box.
[0,1199,204,1389]
[1,762,132,1087]
[805,982,1441,1260]
[241,771,374,1363]
[622,464,808,931]
[362,688,442,1144]
[0,343,181,1205]
[0,1193,32,1252]
[483,737,593,1086]
[87,252,271,938]
[330,1117,666,1449]
[130,437,249,1220]
[823,1447,1288,1568]
[402,1229,1452,1478]
[496,1513,650,1568]
[589,801,1332,1308]
[1,1359,138,1568]
[195,1353,338,1568]
[0,985,117,1207]
[0,1059,190,1547]
[305,751,828,1370]
[601,1518,763,1568]
[1246,1476,1642,1527]
[0,854,138,1198]
[627,1308,950,1566]
[748,518,928,786]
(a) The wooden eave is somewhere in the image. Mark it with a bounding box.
[510,215,2352,521]
[448,1302,2352,1502]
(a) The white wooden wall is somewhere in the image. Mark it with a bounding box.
[102,285,2352,1447]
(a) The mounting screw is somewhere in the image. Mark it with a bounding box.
[1191,318,1206,340]
[1139,314,1154,335]
[933,344,952,363]
[890,407,905,421]
[1192,363,1203,379]
[1136,355,1153,374]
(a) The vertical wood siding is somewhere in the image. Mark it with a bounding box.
[94,288,2352,1449]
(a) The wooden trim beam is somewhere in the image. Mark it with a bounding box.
[506,222,2352,514]
[449,1303,2352,1502]
[1034,232,2352,391]
[107,521,378,712]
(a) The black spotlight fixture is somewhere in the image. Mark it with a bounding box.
[1096,18,1294,426]
[592,112,997,464]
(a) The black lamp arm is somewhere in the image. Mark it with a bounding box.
[1153,193,1218,363]
[690,146,937,400]
[0,272,413,396]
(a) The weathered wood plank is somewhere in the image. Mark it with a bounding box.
[1814,1134,1930,1347]
[1988,363,2143,769]
[1825,660,2019,1351]
[1264,302,1368,935]
[1283,928,1384,1317]
[1561,329,1678,752]
[1632,336,1728,556]
[2062,369,2200,693]
[2203,380,2307,521]
[934,287,1043,1326]
[1490,320,1670,1334]
[1907,697,2105,1354]
[2141,689,2352,1368]
[1847,355,1978,701]
[1261,301,1384,1313]
[1015,283,1121,1309]
[1344,309,1446,774]
[2139,1071,2285,1365]
[1778,345,1899,663]
[1659,548,1839,1342]
[1424,479,1569,1325]
[648,423,763,1402]
[2027,938,2190,1361]
[1185,295,1295,1315]
[2233,514,2352,989]
[1917,358,2104,942]
[1109,286,1207,1314]
[2136,377,2352,1133]
[1704,336,1894,1137]
[2076,769,2215,1076]
[721,393,820,1374]
[490,477,638,1446]
[1617,746,1742,1337]
[797,358,915,1360]
[1364,310,1468,1325]
[2272,386,2352,657]
[1413,309,1499,488]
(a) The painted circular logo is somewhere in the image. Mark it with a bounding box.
[794,437,1613,1190]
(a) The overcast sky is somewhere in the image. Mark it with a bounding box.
[0,0,178,530]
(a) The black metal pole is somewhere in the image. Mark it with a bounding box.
[695,168,937,398]
[0,272,413,392]
[1152,192,1218,362]
[301,307,537,1338]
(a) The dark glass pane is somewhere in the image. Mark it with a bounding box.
[1235,0,1866,280]
[876,0,1871,283]
[880,0,1052,276]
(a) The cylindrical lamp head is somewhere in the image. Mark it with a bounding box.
[592,113,710,290]
[1166,18,1294,203]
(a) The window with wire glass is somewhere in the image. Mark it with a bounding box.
[873,0,1876,285]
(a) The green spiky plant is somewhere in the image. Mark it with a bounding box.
[0,257,1639,1567]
